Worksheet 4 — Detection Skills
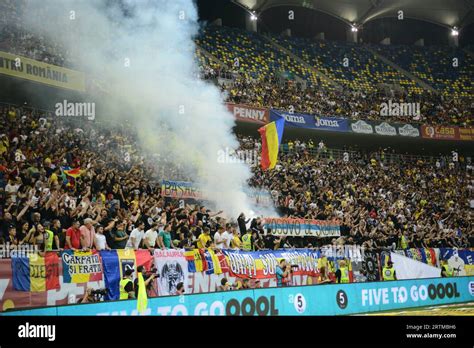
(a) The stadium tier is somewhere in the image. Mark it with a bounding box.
[196,26,320,85]
[0,0,473,329]
[372,44,473,98]
[270,35,420,95]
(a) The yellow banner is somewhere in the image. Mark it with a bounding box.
[0,51,85,91]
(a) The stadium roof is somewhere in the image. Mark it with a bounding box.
[233,0,474,28]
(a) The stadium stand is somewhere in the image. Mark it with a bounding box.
[270,35,421,95]
[372,44,473,98]
[0,103,472,253]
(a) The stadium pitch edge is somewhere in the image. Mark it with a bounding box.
[356,301,474,316]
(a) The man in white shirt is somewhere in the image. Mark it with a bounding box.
[5,178,21,203]
[213,225,228,249]
[126,221,145,250]
[143,224,158,251]
[221,223,233,249]
[94,225,110,250]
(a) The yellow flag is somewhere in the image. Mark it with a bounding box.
[137,272,148,314]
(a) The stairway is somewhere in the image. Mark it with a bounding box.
[260,34,342,90]
[196,45,230,69]
[365,46,437,93]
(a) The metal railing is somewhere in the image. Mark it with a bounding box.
[279,145,467,166]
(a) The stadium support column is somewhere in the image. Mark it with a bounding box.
[315,32,325,40]
[448,33,459,47]
[211,18,222,26]
[346,26,357,43]
[414,38,424,46]
[245,15,257,32]
[380,37,391,45]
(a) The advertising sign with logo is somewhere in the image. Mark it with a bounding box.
[226,103,269,124]
[351,120,374,134]
[374,122,397,136]
[459,127,474,141]
[313,116,350,132]
[270,110,349,132]
[352,120,420,137]
[270,110,308,129]
[5,277,473,316]
[397,123,420,137]
[421,125,459,140]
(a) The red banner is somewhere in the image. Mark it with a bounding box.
[421,125,459,140]
[459,127,474,141]
[226,103,269,124]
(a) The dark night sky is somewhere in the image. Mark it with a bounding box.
[195,0,474,47]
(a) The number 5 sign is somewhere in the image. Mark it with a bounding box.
[336,290,348,309]
[289,293,307,314]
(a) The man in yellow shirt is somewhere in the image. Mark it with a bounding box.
[0,135,8,155]
[231,227,242,250]
[197,227,212,249]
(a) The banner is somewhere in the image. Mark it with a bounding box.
[0,51,85,91]
[61,250,103,283]
[362,250,380,282]
[270,110,350,132]
[421,125,459,140]
[374,122,397,136]
[390,252,441,279]
[438,248,474,276]
[263,218,340,237]
[160,180,202,199]
[351,120,420,137]
[351,120,374,134]
[397,123,421,137]
[6,276,473,316]
[459,127,474,141]
[161,180,274,207]
[220,249,322,279]
[100,249,137,300]
[11,253,60,292]
[153,249,189,296]
[226,103,269,124]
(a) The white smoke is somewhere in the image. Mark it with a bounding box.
[20,0,277,218]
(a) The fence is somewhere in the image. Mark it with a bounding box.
[279,145,466,166]
[3,276,473,316]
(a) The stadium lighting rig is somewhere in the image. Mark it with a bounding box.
[451,27,459,36]
[230,0,258,21]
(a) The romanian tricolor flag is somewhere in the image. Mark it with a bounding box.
[99,249,152,300]
[61,166,83,187]
[258,116,285,170]
[12,252,60,292]
[63,167,82,178]
[205,249,223,275]
[100,249,137,300]
[185,249,230,274]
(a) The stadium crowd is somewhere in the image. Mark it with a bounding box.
[0,0,73,68]
[0,104,472,256]
[225,75,473,126]
[1,0,471,127]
